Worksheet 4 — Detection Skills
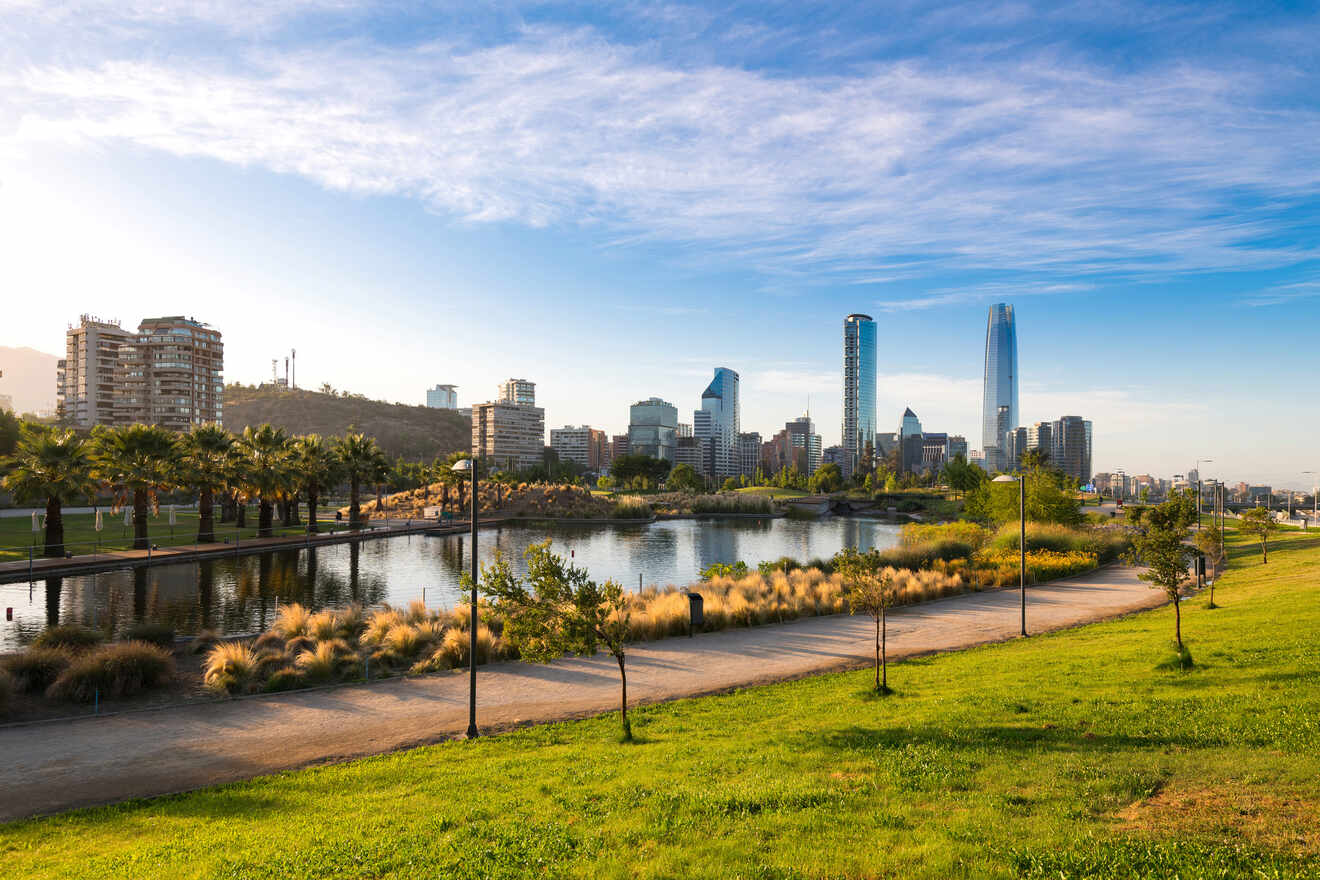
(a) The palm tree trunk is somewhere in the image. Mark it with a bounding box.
[133,489,149,550]
[307,488,320,535]
[350,475,361,529]
[258,498,274,537]
[616,652,631,740]
[236,499,247,528]
[198,487,216,544]
[44,496,64,558]
[280,497,293,527]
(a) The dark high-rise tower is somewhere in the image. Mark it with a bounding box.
[981,303,1018,453]
[842,314,877,478]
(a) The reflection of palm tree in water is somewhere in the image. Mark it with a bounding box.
[45,576,62,628]
[198,560,215,630]
[349,541,360,601]
[133,567,147,623]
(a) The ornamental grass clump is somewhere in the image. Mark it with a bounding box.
[2,646,73,694]
[47,641,174,702]
[32,625,103,653]
[273,603,311,639]
[124,623,176,650]
[204,641,260,695]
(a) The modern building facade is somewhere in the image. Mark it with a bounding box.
[550,425,609,471]
[981,303,1019,454]
[57,316,134,429]
[898,407,924,474]
[472,400,546,471]
[785,415,822,476]
[116,316,224,431]
[610,434,631,461]
[948,435,968,461]
[738,432,762,477]
[1050,415,1090,484]
[497,378,536,407]
[842,314,877,479]
[57,314,222,431]
[694,367,740,480]
[426,384,458,409]
[628,397,678,463]
[674,436,705,477]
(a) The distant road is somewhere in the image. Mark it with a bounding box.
[0,565,1163,822]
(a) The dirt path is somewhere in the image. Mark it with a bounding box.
[0,566,1163,822]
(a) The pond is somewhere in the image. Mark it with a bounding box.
[0,517,902,650]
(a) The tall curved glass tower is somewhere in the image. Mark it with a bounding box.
[695,367,740,479]
[842,314,877,478]
[981,303,1018,453]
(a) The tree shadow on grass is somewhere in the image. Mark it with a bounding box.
[811,723,1224,754]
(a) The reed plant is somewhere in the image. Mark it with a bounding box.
[204,641,260,694]
[610,496,653,519]
[47,641,175,702]
[273,603,311,639]
[1,646,73,694]
[32,625,103,653]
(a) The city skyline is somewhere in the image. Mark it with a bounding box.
[3,2,1319,485]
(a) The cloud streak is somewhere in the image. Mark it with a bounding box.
[3,3,1319,301]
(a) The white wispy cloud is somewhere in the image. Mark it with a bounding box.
[2,3,1318,294]
[1242,280,1320,307]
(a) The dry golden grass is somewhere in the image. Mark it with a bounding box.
[203,641,260,694]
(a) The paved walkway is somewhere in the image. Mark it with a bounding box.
[0,566,1163,822]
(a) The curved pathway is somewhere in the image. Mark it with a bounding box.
[0,565,1162,822]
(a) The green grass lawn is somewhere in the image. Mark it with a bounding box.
[3,527,1319,878]
[736,486,810,499]
[0,509,338,562]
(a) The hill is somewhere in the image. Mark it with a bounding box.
[222,385,469,461]
[0,346,60,414]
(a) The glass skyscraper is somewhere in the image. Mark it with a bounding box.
[628,397,678,463]
[842,314,877,478]
[981,303,1019,453]
[695,367,740,479]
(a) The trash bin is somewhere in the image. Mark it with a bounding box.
[686,591,703,636]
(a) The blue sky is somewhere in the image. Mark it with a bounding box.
[2,1,1318,486]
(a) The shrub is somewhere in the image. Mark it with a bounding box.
[702,561,749,580]
[264,666,305,692]
[2,647,74,694]
[900,522,991,549]
[124,623,176,650]
[47,641,175,702]
[691,495,772,515]
[0,668,12,716]
[294,641,345,682]
[204,641,260,694]
[307,611,339,642]
[273,603,311,639]
[610,496,653,519]
[32,625,103,653]
[876,540,974,571]
[188,630,220,654]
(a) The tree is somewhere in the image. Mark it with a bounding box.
[834,547,895,693]
[179,424,236,543]
[809,462,843,494]
[335,433,389,528]
[1238,507,1278,564]
[1128,500,1193,651]
[721,476,739,492]
[610,454,670,486]
[1019,447,1049,471]
[666,463,702,493]
[0,409,21,460]
[965,466,1082,526]
[942,454,985,498]
[2,425,96,557]
[479,541,635,739]
[239,424,292,538]
[1194,524,1225,607]
[294,434,341,534]
[93,424,179,550]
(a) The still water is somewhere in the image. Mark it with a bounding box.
[0,517,900,650]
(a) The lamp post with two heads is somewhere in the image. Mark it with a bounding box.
[449,457,479,739]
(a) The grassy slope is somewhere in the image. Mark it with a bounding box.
[222,386,470,461]
[3,527,1319,879]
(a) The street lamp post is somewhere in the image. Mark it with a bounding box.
[1304,472,1316,531]
[1193,459,1213,531]
[450,457,479,739]
[993,473,1026,637]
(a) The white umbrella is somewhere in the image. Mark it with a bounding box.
[95,509,103,531]
[124,508,132,525]
[31,511,39,532]
[168,504,177,526]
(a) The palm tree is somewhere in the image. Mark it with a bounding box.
[179,424,236,543]
[334,433,388,529]
[2,426,97,557]
[93,424,180,550]
[293,434,341,534]
[239,424,292,538]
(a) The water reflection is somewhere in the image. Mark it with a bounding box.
[0,518,900,649]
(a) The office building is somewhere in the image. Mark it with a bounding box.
[116,316,224,431]
[1004,426,1028,467]
[1050,415,1090,484]
[785,415,822,475]
[694,367,740,480]
[426,384,458,409]
[948,435,968,461]
[1027,421,1053,459]
[550,425,609,471]
[842,314,877,478]
[898,407,923,474]
[674,436,705,476]
[822,445,846,469]
[738,432,762,477]
[497,378,536,407]
[628,397,678,463]
[981,303,1018,454]
[611,434,630,461]
[677,423,693,439]
[0,393,12,413]
[472,400,545,471]
[921,432,950,471]
[56,315,134,429]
